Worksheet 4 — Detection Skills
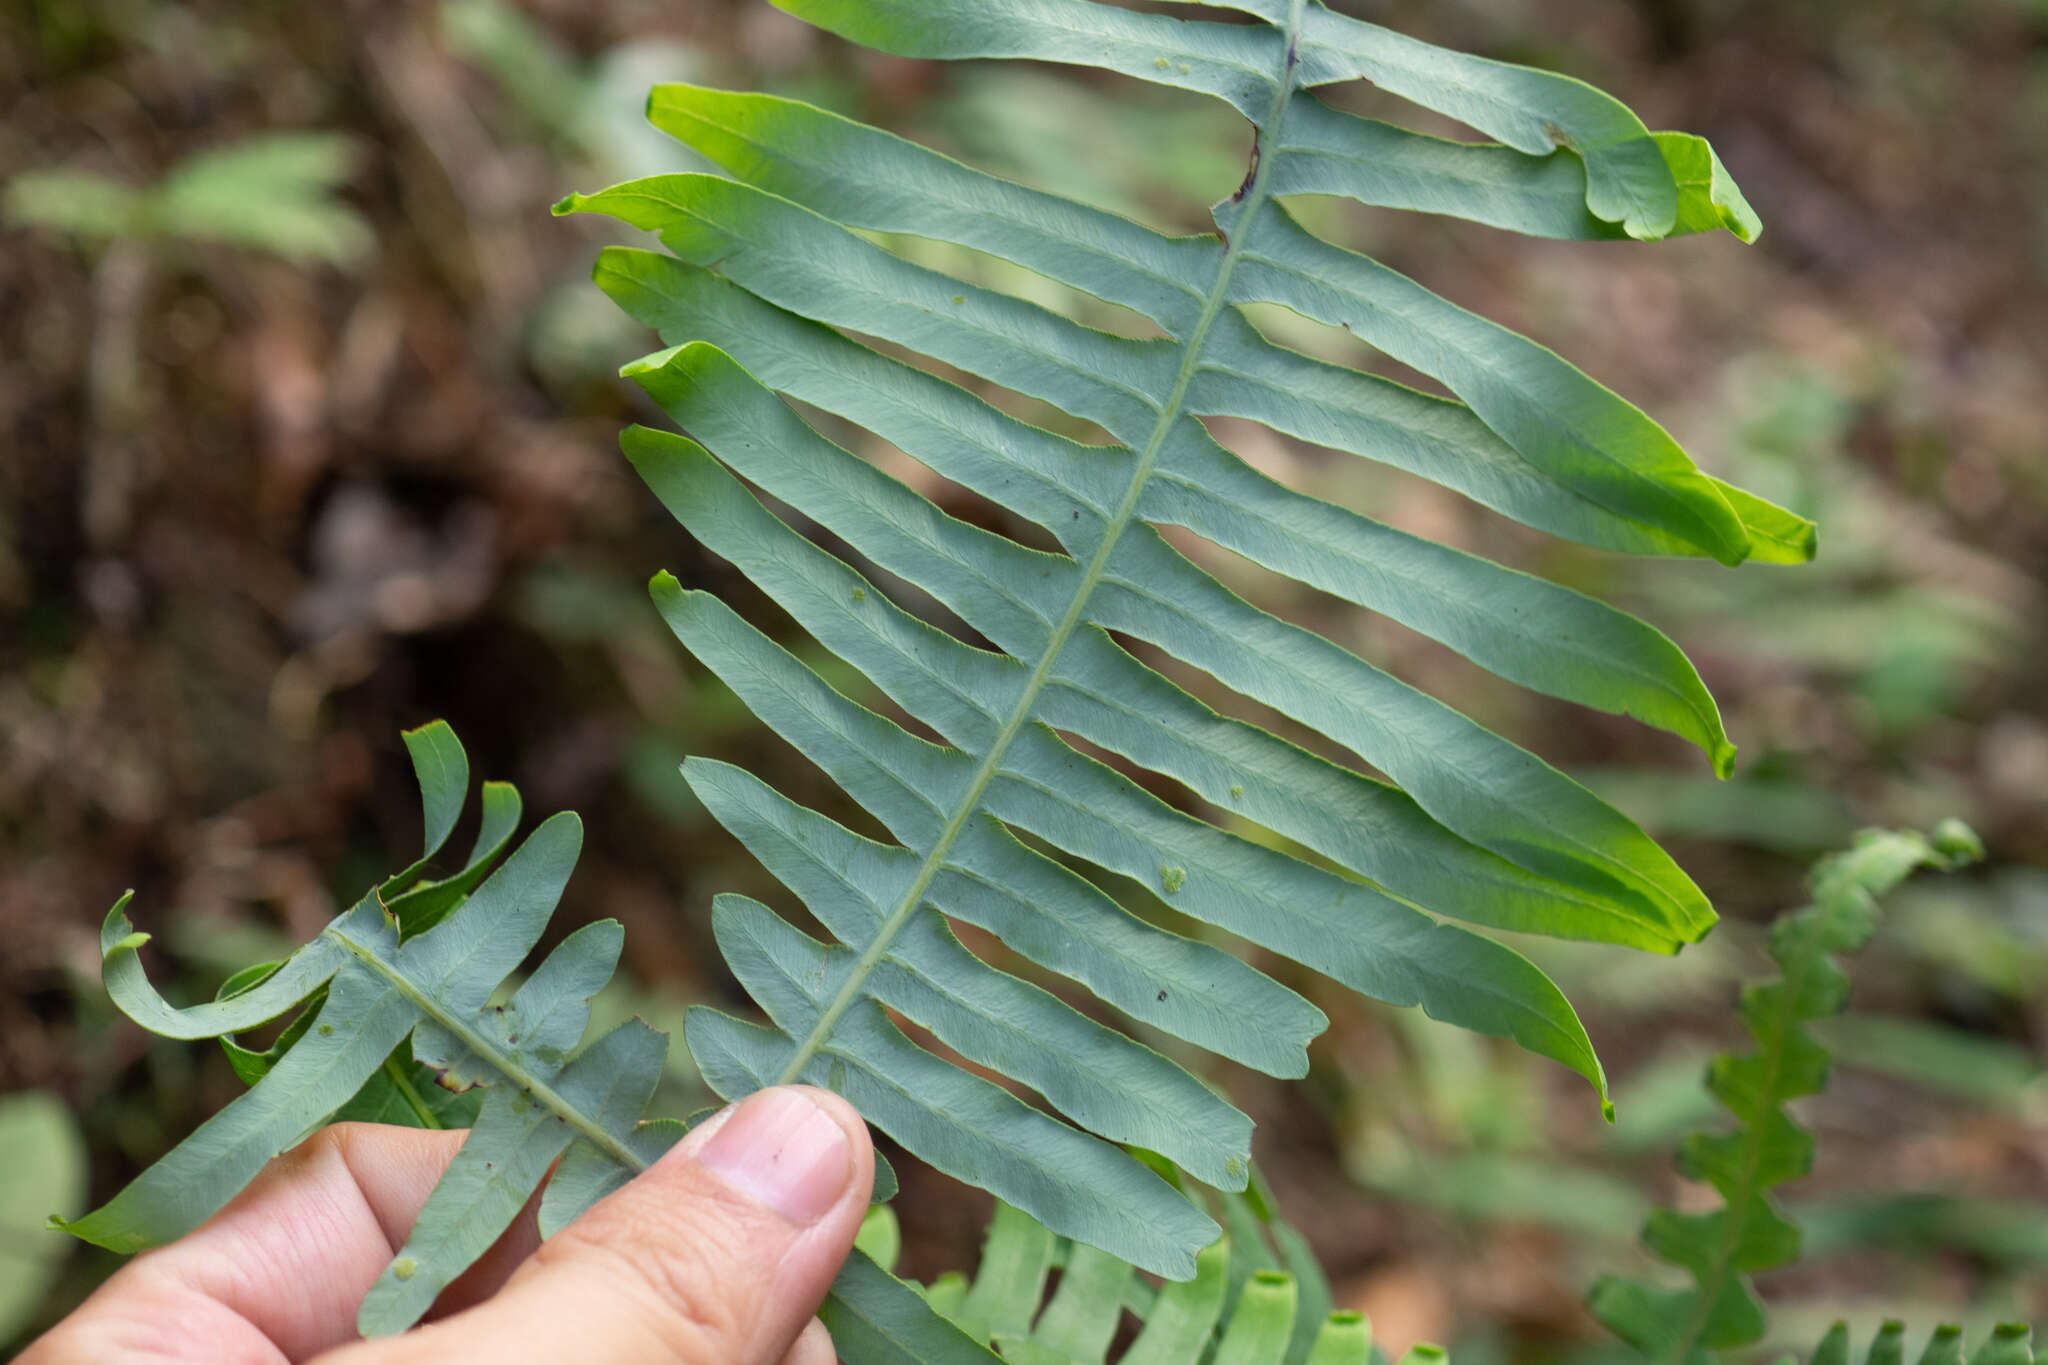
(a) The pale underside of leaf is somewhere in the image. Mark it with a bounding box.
[554,0,1800,1279]
[62,785,678,1336]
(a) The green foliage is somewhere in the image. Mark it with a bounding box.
[58,722,960,1357]
[3,131,374,265]
[1804,1322,2035,1365]
[65,6,1970,1357]
[555,0,1811,1280]
[1589,822,1989,1364]
[55,723,685,1337]
[894,1194,2034,1365]
[870,1195,1373,1365]
[0,1093,88,1343]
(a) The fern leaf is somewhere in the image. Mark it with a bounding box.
[1970,1325,2036,1365]
[1589,823,1987,1363]
[693,766,1255,1181]
[828,1250,1007,1365]
[1872,1322,1912,1365]
[902,1196,1369,1365]
[561,0,1814,1275]
[54,723,675,1337]
[620,340,1715,951]
[923,1191,2034,1365]
[65,720,979,1358]
[1798,1322,2034,1365]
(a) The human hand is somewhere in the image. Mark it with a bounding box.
[24,1085,874,1364]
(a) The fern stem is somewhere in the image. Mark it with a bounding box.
[1663,979,1796,1365]
[382,1053,445,1130]
[773,0,1309,1089]
[327,929,648,1173]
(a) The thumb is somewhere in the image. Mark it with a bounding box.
[324,1086,874,1365]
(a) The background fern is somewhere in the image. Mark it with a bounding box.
[1591,822,1990,1364]
[873,1194,2035,1365]
[553,0,1811,1278]
[873,1196,1371,1365]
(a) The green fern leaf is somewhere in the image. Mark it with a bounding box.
[898,1196,1370,1365]
[54,723,676,1337]
[1968,1325,2036,1365]
[916,1191,2034,1365]
[1797,1322,2034,1365]
[559,0,1813,1277]
[1588,823,1987,1363]
[63,720,970,1357]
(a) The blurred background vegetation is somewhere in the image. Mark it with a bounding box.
[3,0,2045,1357]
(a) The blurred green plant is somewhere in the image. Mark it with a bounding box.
[0,1093,88,1344]
[1345,819,2041,1352]
[1887,869,2048,1003]
[3,132,373,266]
[1630,356,2022,753]
[439,0,704,180]
[1591,821,1989,1363]
[1810,1322,2033,1365]
[870,1190,2037,1365]
[873,1189,1362,1365]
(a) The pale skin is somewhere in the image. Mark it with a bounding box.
[23,1085,874,1365]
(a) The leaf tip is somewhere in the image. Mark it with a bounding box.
[100,892,144,956]
[1777,517,1819,563]
[1930,818,1985,867]
[398,717,455,747]
[619,343,687,381]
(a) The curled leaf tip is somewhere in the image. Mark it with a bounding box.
[619,343,689,380]
[99,893,144,955]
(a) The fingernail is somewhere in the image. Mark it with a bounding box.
[696,1088,851,1224]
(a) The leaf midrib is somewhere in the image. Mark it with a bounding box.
[772,0,1309,1088]
[327,924,646,1173]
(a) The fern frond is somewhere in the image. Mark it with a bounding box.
[61,721,992,1361]
[55,723,681,1336]
[1805,1321,2034,1365]
[559,0,1816,1276]
[1589,822,1988,1364]
[909,1195,2035,1365]
[881,1196,1375,1365]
